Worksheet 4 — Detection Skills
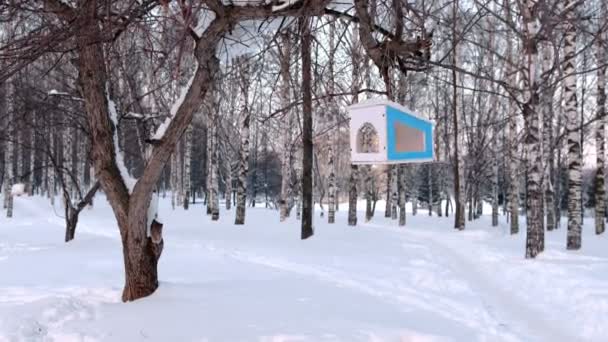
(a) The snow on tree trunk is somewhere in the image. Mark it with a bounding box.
[595,2,607,236]
[563,0,582,250]
[279,29,293,222]
[235,55,251,225]
[183,124,192,210]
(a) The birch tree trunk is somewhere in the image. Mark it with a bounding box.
[29,115,36,195]
[391,165,398,220]
[348,25,361,227]
[541,42,556,232]
[384,168,392,218]
[563,0,582,250]
[210,114,219,221]
[505,0,519,234]
[183,124,192,210]
[279,29,293,222]
[225,159,232,210]
[521,0,543,258]
[452,0,465,230]
[594,1,606,235]
[300,15,314,239]
[399,165,406,226]
[327,21,337,224]
[328,147,336,224]
[235,55,251,225]
[4,79,14,218]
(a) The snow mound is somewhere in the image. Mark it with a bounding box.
[11,183,25,196]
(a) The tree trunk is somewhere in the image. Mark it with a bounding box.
[391,165,398,220]
[399,165,406,226]
[384,168,392,218]
[563,0,582,250]
[183,124,192,210]
[328,146,336,224]
[505,0,519,234]
[521,0,544,258]
[541,41,556,232]
[452,0,465,230]
[348,165,358,226]
[279,30,293,222]
[235,56,251,225]
[595,1,606,235]
[300,16,314,239]
[5,79,14,218]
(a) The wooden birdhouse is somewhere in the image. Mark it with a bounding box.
[349,99,435,165]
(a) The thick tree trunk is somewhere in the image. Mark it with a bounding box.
[71,2,224,301]
[121,224,163,303]
[563,0,582,250]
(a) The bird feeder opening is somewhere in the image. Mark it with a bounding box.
[356,122,380,153]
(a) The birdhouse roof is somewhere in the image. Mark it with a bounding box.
[347,98,435,125]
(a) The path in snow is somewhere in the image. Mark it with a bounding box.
[403,228,578,342]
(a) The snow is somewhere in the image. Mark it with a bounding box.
[106,92,137,192]
[272,0,298,12]
[10,183,25,196]
[0,195,607,341]
[147,192,159,237]
[150,63,198,141]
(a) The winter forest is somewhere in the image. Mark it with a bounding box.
[0,0,607,341]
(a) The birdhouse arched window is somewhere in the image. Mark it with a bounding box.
[356,123,379,153]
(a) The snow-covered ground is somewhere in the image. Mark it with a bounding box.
[0,195,607,342]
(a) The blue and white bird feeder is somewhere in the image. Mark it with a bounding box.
[348,99,435,165]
